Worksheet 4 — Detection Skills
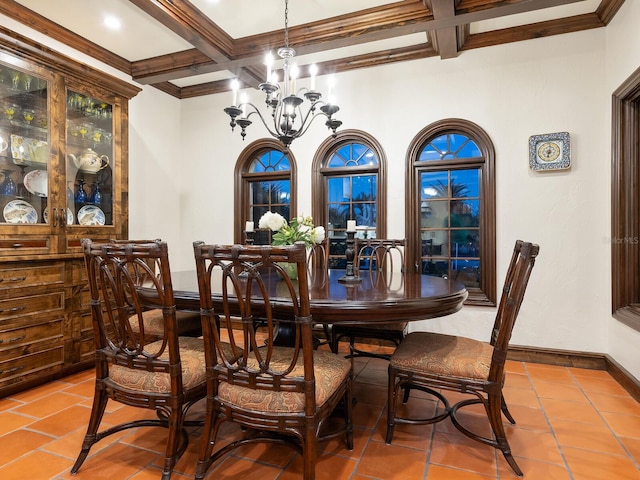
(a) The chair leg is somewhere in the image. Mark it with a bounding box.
[161,406,186,480]
[487,394,523,477]
[71,386,109,474]
[195,398,217,480]
[302,427,318,480]
[385,367,397,444]
[500,394,516,424]
[344,380,354,450]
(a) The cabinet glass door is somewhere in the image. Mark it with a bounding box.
[66,90,113,227]
[0,65,49,225]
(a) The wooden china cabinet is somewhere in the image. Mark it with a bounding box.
[0,29,140,396]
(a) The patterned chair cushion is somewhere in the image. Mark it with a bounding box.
[218,347,351,413]
[129,309,202,338]
[109,337,217,393]
[390,332,493,380]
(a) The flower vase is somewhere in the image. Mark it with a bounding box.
[278,261,299,280]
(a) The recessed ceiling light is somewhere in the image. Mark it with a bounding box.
[103,15,122,30]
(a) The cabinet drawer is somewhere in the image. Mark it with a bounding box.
[0,318,64,356]
[0,238,50,256]
[0,292,64,320]
[0,345,64,383]
[0,263,66,291]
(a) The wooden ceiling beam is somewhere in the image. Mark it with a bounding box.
[426,0,460,59]
[128,0,234,62]
[132,0,584,84]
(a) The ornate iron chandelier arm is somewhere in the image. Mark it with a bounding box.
[243,103,281,138]
[295,110,337,137]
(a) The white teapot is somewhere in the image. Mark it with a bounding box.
[68,148,109,173]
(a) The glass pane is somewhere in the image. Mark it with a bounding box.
[450,199,479,227]
[457,139,481,158]
[421,259,449,277]
[353,202,376,227]
[328,177,349,202]
[250,150,290,172]
[66,90,113,226]
[450,169,479,198]
[452,259,480,288]
[352,174,376,200]
[421,199,449,228]
[328,142,378,168]
[251,181,269,203]
[328,203,348,229]
[450,229,480,257]
[270,180,290,203]
[420,171,448,198]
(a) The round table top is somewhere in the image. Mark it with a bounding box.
[170,268,468,325]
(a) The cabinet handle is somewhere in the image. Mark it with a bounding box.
[0,276,27,284]
[60,208,66,227]
[11,244,24,248]
[0,335,26,344]
[0,306,26,315]
[0,364,25,375]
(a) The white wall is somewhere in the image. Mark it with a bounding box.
[2,7,638,379]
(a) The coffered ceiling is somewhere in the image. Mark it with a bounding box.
[0,0,624,99]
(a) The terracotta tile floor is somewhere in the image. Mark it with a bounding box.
[1,343,639,480]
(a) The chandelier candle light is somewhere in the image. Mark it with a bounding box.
[223,0,342,148]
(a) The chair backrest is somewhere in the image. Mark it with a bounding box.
[355,238,405,275]
[192,242,316,405]
[83,239,184,385]
[489,240,540,380]
[307,238,328,270]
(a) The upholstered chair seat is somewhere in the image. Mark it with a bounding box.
[218,346,351,412]
[390,332,494,380]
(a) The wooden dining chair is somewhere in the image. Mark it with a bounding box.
[72,239,207,480]
[386,240,540,477]
[330,238,407,360]
[192,242,353,480]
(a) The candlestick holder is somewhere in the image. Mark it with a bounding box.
[244,230,254,246]
[339,230,361,284]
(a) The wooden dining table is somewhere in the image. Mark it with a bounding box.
[167,268,468,327]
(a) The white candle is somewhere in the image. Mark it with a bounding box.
[240,93,248,118]
[290,63,298,95]
[245,221,254,232]
[265,52,273,83]
[309,64,318,91]
[347,220,356,232]
[231,78,239,106]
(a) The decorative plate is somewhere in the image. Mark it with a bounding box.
[43,207,74,225]
[23,169,48,197]
[3,199,38,224]
[77,204,105,226]
[10,134,48,166]
[529,132,570,171]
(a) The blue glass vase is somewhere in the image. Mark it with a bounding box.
[0,169,17,196]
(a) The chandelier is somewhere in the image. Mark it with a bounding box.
[223,0,342,148]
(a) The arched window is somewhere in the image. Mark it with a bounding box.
[234,139,296,244]
[312,130,386,268]
[406,119,496,305]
